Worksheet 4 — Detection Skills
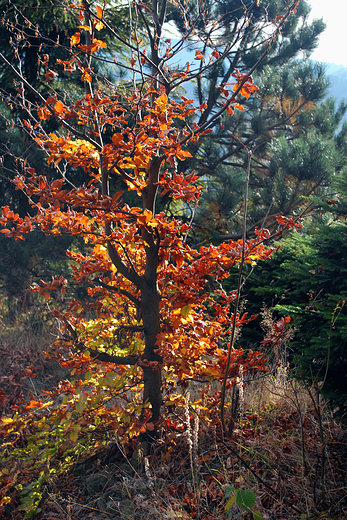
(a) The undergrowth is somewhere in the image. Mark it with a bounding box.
[1,344,346,520]
[0,308,346,519]
[33,380,347,519]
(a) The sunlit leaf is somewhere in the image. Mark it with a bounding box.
[70,32,80,46]
[54,100,64,114]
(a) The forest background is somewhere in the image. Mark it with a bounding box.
[0,0,346,519]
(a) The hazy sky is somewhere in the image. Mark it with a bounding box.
[308,0,345,65]
[164,1,344,66]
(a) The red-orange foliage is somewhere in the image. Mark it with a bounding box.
[0,82,275,405]
[0,0,302,513]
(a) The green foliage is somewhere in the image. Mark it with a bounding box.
[196,60,346,238]
[18,471,46,519]
[239,215,347,419]
[224,485,263,519]
[273,226,347,418]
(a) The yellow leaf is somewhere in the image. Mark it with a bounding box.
[95,21,104,31]
[81,70,92,83]
[0,417,14,425]
[69,429,78,442]
[155,92,168,111]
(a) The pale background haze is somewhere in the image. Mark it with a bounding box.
[308,0,346,65]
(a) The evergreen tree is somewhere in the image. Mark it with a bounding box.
[235,178,347,418]
[195,62,347,238]
[165,0,346,238]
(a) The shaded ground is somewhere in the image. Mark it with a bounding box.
[1,318,346,519]
[33,383,347,520]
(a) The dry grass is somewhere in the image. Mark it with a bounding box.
[230,372,347,519]
[0,310,68,412]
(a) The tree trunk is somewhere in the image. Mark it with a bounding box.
[140,278,162,422]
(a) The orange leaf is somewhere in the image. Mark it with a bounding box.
[2,205,10,217]
[70,32,81,46]
[201,128,213,135]
[233,102,246,111]
[41,289,51,300]
[239,87,251,99]
[176,149,192,161]
[54,100,64,114]
[96,5,103,19]
[44,70,57,81]
[112,133,123,146]
[77,24,91,32]
[89,40,107,53]
[81,70,92,82]
[38,106,51,120]
[26,400,41,410]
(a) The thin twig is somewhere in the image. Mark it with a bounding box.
[220,145,252,434]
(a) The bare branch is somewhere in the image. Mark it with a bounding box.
[0,51,102,151]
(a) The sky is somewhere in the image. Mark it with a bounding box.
[163,1,344,67]
[308,0,346,66]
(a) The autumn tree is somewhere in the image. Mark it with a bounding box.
[0,4,306,509]
[0,0,307,513]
